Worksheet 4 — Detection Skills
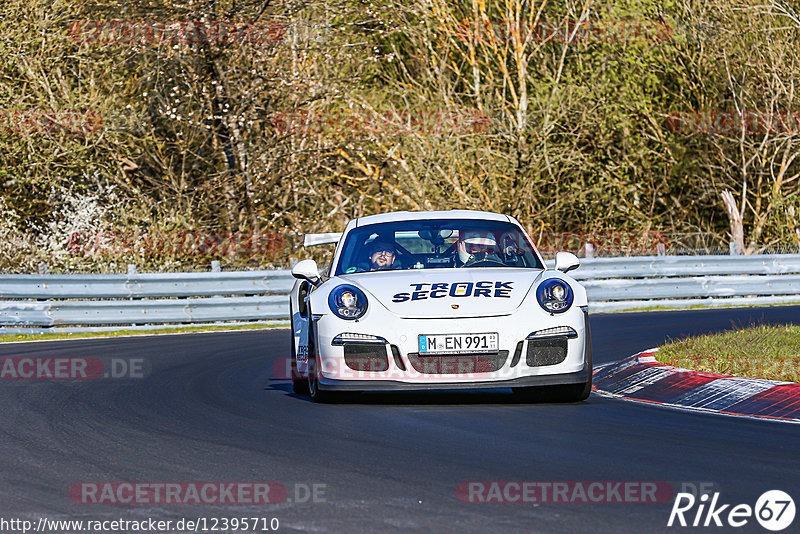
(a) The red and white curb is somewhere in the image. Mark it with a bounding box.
[592,350,800,423]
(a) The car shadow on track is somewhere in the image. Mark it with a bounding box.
[265,379,592,406]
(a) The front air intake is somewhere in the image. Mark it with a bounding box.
[343,344,390,372]
[526,338,568,367]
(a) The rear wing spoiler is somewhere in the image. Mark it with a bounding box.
[303,232,343,248]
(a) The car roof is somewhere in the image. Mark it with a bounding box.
[354,210,511,226]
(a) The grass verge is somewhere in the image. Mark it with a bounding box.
[0,322,288,344]
[655,324,800,382]
[602,301,800,313]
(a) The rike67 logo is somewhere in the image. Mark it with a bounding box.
[668,490,795,531]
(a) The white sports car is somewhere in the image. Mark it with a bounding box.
[289,210,592,402]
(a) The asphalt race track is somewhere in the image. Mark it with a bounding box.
[1,306,799,533]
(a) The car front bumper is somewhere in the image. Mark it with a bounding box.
[317,367,590,391]
[312,307,592,390]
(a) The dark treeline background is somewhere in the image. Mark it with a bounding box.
[1,0,799,271]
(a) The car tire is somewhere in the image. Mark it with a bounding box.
[564,378,592,402]
[568,318,594,402]
[512,355,593,403]
[549,341,593,402]
[513,317,593,403]
[289,304,309,395]
[511,386,542,402]
[513,381,590,403]
[307,318,337,403]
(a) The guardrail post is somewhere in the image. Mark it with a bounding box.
[38,262,49,274]
[656,243,666,256]
[729,242,739,256]
[584,243,594,259]
[211,260,221,272]
[126,265,138,323]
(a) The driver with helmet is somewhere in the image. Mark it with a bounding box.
[455,230,504,267]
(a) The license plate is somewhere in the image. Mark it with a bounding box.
[418,333,499,355]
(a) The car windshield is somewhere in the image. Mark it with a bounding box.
[334,218,543,275]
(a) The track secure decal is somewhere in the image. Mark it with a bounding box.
[392,282,513,302]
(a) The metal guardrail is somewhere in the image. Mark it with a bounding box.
[546,254,800,312]
[0,271,295,299]
[1,254,799,332]
[0,271,294,333]
[557,254,800,279]
[2,296,288,326]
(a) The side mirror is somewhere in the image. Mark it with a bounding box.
[555,251,580,273]
[292,259,320,283]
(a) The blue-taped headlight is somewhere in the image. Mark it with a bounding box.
[536,278,573,314]
[328,284,368,320]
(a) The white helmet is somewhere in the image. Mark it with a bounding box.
[459,231,497,263]
[463,232,496,248]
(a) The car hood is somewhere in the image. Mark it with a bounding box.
[339,268,544,318]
